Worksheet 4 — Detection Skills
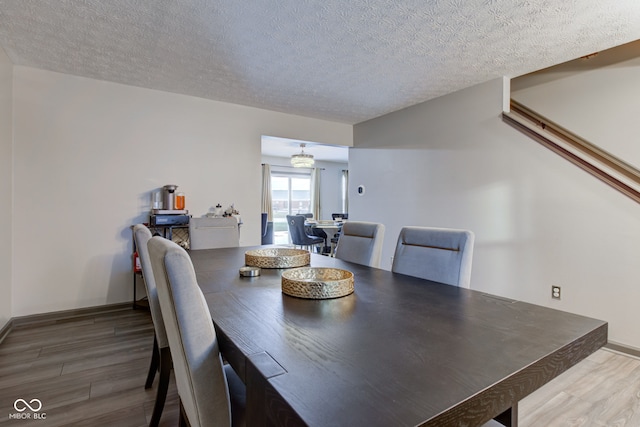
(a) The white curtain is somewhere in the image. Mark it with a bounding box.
[342,169,349,214]
[311,167,321,219]
[261,164,273,220]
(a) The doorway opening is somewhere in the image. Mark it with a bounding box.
[271,171,312,244]
[261,135,349,245]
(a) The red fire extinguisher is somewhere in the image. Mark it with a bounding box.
[133,252,141,273]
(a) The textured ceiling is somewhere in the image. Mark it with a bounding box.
[0,1,639,124]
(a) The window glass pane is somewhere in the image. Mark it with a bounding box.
[272,177,289,206]
[270,172,311,244]
[291,177,310,213]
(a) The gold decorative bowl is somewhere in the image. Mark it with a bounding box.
[281,267,354,299]
[245,248,310,269]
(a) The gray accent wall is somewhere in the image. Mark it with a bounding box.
[512,46,640,170]
[352,78,640,349]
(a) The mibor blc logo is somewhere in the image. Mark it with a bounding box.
[9,398,46,420]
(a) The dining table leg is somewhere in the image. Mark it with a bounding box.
[246,352,290,426]
[245,363,267,426]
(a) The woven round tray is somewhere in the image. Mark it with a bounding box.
[281,267,354,299]
[245,248,310,269]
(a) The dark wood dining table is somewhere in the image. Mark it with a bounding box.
[189,245,607,427]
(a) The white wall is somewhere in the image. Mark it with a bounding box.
[0,46,12,329]
[12,66,352,317]
[316,160,348,219]
[261,155,347,220]
[511,53,640,170]
[352,78,640,349]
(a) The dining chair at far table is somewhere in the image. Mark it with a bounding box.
[132,224,171,427]
[299,212,328,249]
[329,213,348,250]
[334,221,385,268]
[286,214,324,252]
[392,226,475,288]
[189,217,240,250]
[147,236,246,427]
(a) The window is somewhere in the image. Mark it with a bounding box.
[271,171,311,244]
[341,169,349,214]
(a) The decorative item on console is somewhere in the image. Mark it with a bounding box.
[205,203,242,229]
[208,204,224,217]
[224,203,239,217]
[207,203,239,218]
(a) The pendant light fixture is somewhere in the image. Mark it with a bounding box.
[290,143,315,168]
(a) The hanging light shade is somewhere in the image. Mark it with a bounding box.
[290,143,315,168]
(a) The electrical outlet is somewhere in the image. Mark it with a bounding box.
[551,285,561,300]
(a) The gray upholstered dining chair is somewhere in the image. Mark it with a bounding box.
[261,213,273,245]
[147,236,245,427]
[189,217,240,250]
[132,224,171,427]
[329,213,348,252]
[300,213,328,251]
[286,214,324,252]
[391,226,475,288]
[334,221,385,268]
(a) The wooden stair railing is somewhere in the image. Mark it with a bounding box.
[503,99,640,204]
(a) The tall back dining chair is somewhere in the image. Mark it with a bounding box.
[286,214,324,252]
[261,213,273,245]
[147,236,245,427]
[392,226,475,288]
[299,212,326,243]
[329,213,348,252]
[189,217,240,250]
[132,224,171,427]
[299,212,329,250]
[334,221,385,268]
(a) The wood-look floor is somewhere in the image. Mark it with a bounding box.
[0,307,179,427]
[520,347,640,426]
[0,307,638,426]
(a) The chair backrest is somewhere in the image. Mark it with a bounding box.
[391,226,475,288]
[148,236,232,427]
[285,214,312,245]
[331,213,348,220]
[261,213,268,238]
[286,214,302,245]
[287,214,324,247]
[334,221,385,268]
[261,213,274,245]
[189,217,239,250]
[132,224,168,349]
